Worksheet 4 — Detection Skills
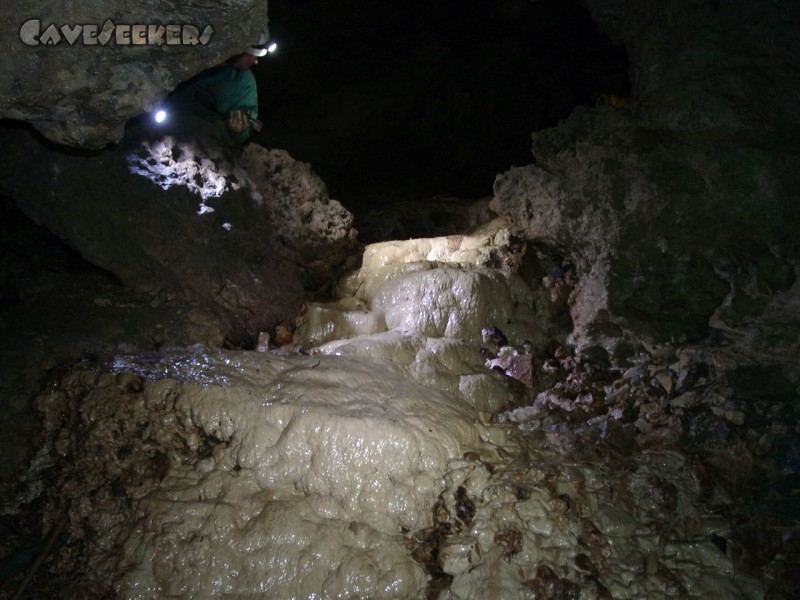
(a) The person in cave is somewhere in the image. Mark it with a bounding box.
[167,25,272,143]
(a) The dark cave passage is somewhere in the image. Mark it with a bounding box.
[253,0,629,233]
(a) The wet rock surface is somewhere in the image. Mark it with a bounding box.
[0,196,227,481]
[2,350,496,598]
[0,1,269,148]
[301,227,800,598]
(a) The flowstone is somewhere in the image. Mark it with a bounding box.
[23,350,509,598]
[287,227,769,599]
[5,221,785,598]
[294,220,544,413]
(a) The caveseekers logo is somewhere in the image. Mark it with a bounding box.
[19,18,214,46]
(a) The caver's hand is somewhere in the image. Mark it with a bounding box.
[227,109,249,133]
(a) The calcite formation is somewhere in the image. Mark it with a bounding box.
[297,219,534,345]
[294,220,543,413]
[5,224,788,598]
[22,349,513,598]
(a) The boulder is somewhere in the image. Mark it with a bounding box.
[0,122,357,346]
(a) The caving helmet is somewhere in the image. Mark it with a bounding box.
[246,25,275,56]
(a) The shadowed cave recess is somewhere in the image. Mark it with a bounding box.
[254,0,629,240]
[1,0,799,598]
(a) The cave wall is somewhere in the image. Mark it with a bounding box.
[0,117,357,479]
[0,1,269,147]
[491,0,800,368]
[583,0,800,131]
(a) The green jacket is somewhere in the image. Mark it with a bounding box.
[186,65,259,141]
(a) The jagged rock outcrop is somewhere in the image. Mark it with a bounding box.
[0,121,357,347]
[237,145,359,291]
[491,0,800,364]
[0,1,269,147]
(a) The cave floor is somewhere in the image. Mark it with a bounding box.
[1,216,798,600]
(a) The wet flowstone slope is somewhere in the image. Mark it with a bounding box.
[3,223,797,599]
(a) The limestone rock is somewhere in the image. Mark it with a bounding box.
[486,346,534,388]
[491,0,800,352]
[238,145,358,290]
[582,0,800,132]
[0,124,357,345]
